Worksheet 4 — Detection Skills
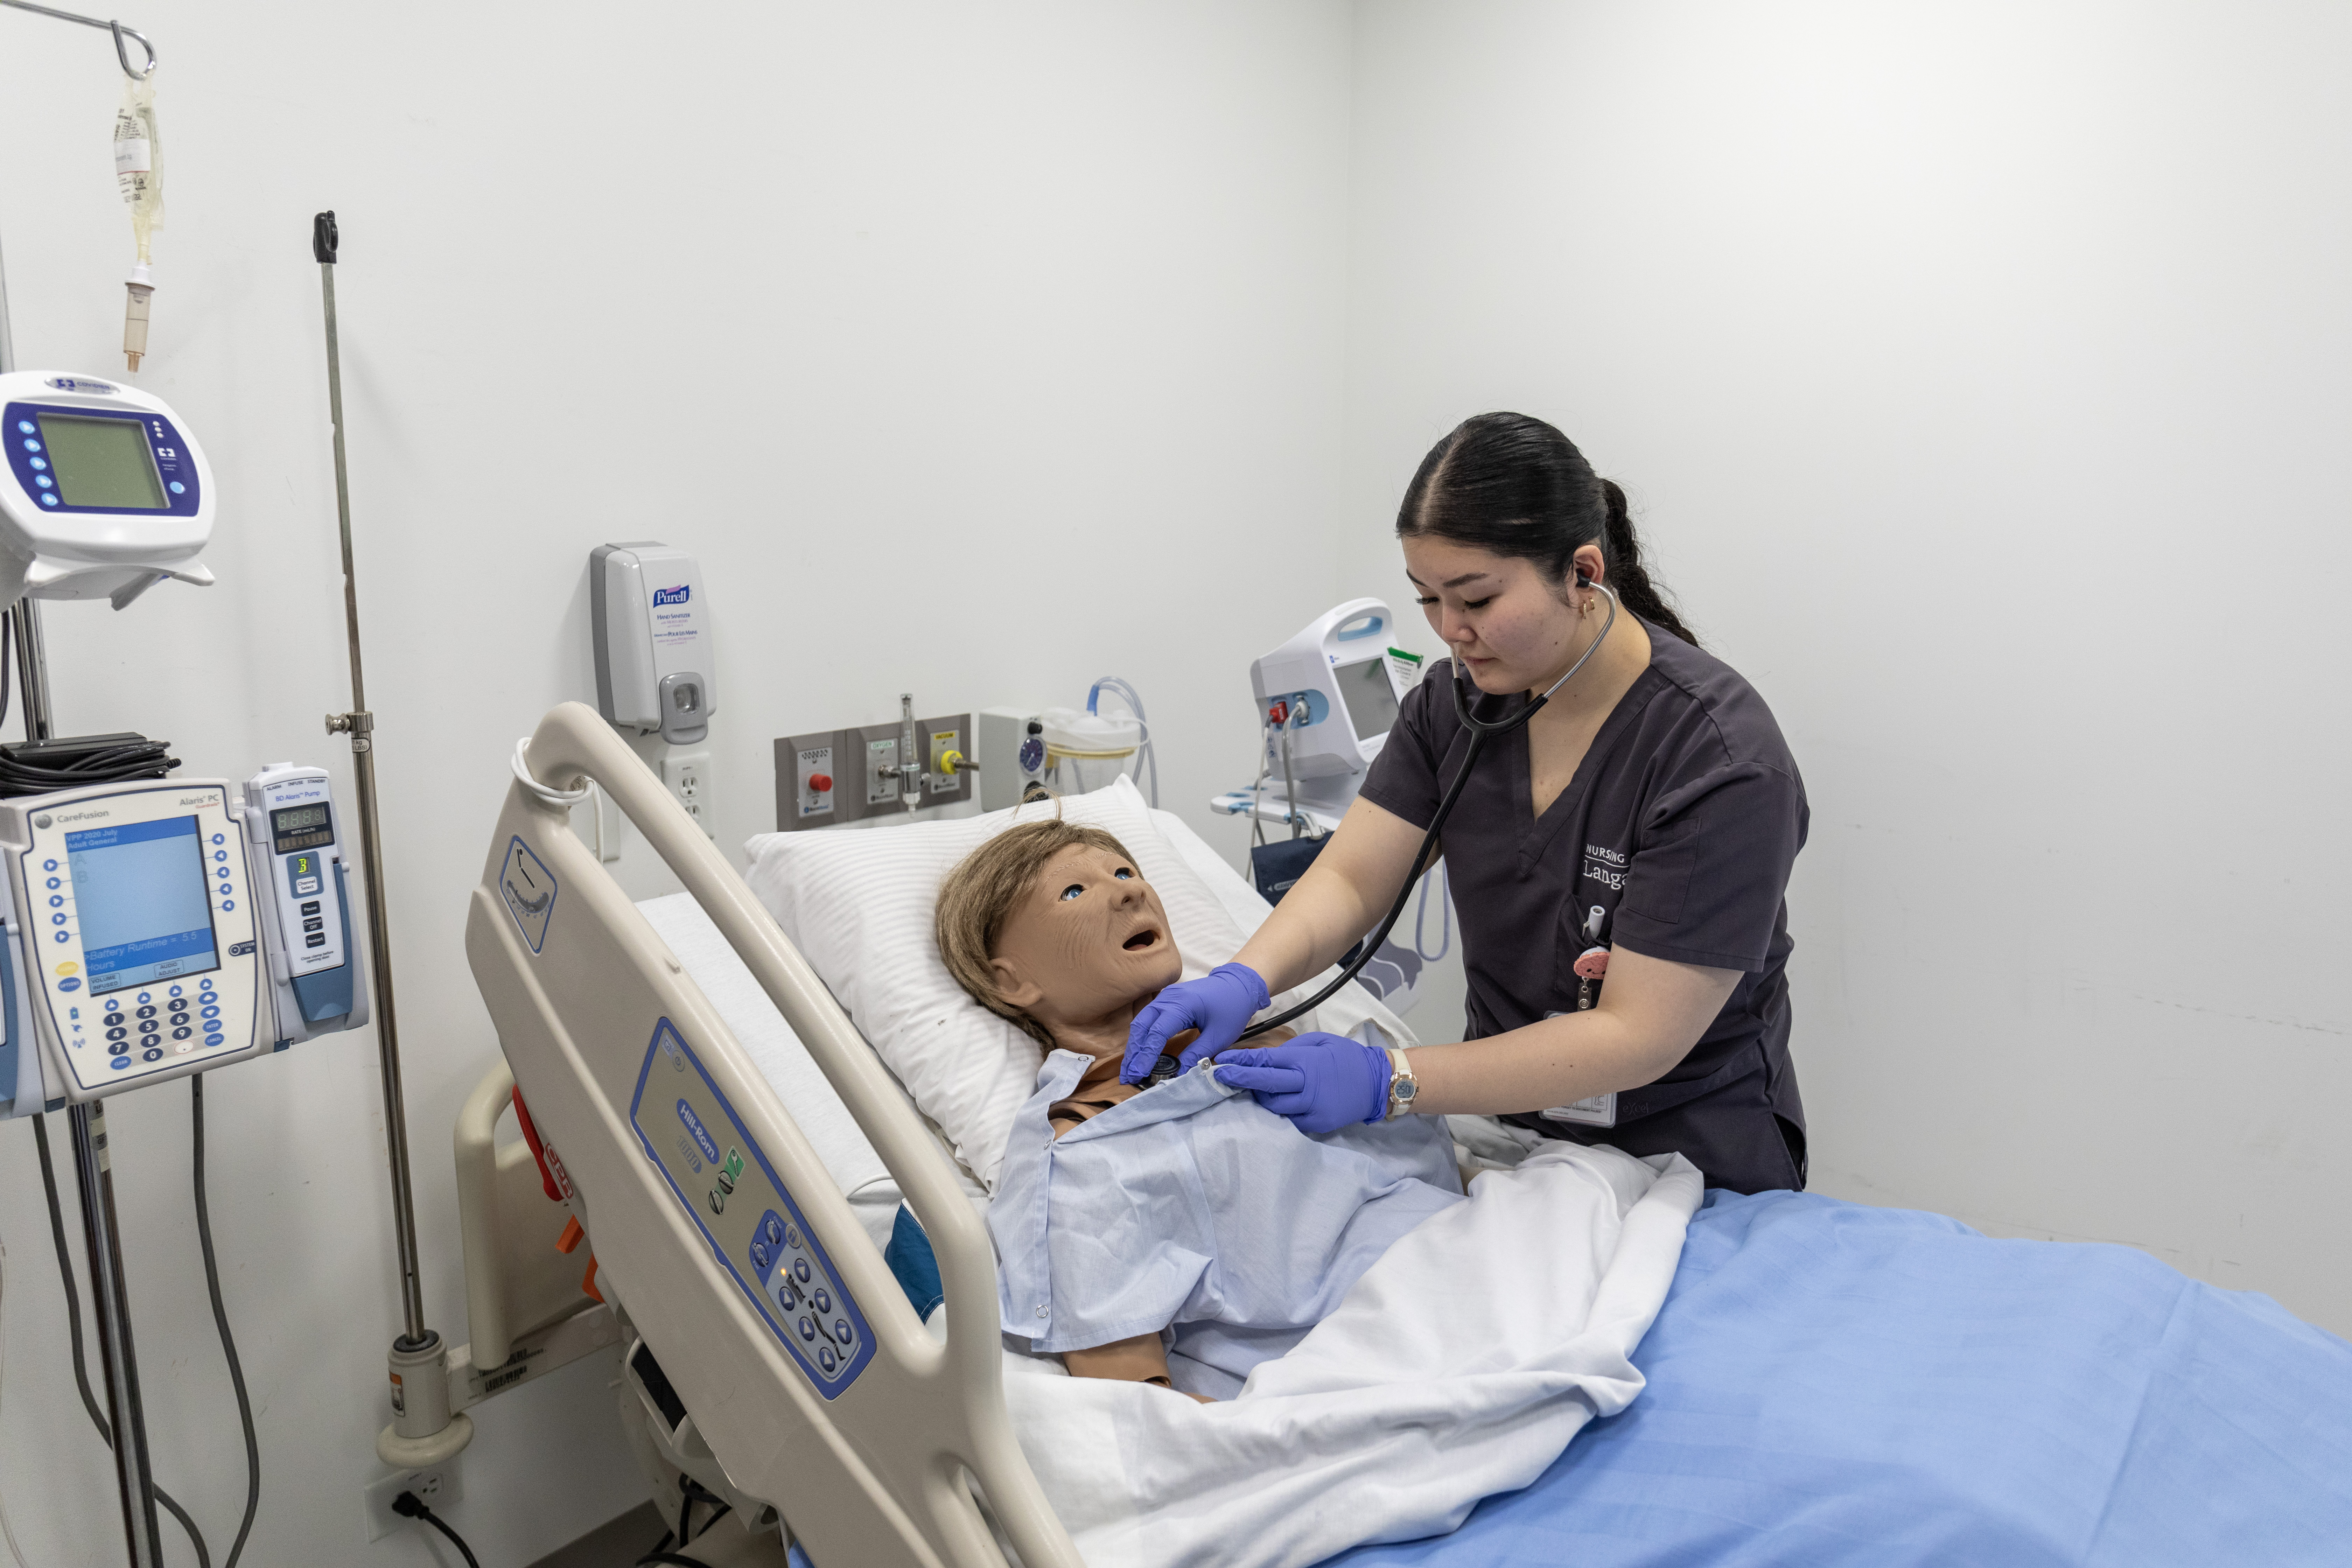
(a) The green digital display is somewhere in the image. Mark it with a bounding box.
[38,414,167,511]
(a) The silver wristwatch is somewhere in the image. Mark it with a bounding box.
[1384,1047,1419,1121]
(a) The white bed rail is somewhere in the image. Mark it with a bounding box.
[465,702,1079,1568]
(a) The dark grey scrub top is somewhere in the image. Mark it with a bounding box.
[1359,619,1810,1193]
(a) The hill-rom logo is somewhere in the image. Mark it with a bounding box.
[43,376,119,395]
[652,584,691,607]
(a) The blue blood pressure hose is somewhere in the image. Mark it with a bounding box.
[1232,580,1619,1042]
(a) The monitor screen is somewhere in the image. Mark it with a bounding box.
[37,413,168,511]
[270,802,335,855]
[1337,655,1399,743]
[66,816,220,996]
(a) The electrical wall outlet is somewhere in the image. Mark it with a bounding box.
[663,751,713,838]
[362,1461,464,1544]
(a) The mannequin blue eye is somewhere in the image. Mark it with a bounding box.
[1114,868,1134,880]
[1059,884,1084,901]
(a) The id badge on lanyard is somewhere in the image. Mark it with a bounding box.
[1540,904,1616,1127]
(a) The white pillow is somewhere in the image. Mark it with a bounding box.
[741,777,1409,1190]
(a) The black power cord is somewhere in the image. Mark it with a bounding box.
[393,1490,481,1568]
[191,1076,261,1566]
[31,1114,212,1568]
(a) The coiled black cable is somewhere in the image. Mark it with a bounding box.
[0,736,178,797]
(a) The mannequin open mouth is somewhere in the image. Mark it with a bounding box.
[1122,928,1161,952]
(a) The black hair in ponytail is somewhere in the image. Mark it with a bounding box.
[1396,412,1697,646]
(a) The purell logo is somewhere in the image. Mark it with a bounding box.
[652,584,691,607]
[43,376,119,395]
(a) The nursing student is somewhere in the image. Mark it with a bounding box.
[1126,412,1810,1194]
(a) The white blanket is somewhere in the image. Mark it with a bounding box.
[1001,1141,1703,1568]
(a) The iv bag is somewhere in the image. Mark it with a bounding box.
[113,73,163,261]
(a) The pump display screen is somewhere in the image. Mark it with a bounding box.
[1337,656,1399,742]
[65,816,220,995]
[270,802,335,855]
[37,413,167,511]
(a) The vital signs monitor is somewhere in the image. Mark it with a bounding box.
[0,370,216,610]
[1244,599,1422,819]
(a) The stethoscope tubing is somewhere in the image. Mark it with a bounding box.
[1235,581,1620,1041]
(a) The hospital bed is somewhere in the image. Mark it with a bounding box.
[461,703,2352,1568]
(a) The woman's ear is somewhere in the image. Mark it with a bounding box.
[990,955,1045,1010]
[1570,541,1606,588]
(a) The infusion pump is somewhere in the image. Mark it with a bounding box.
[0,765,365,1113]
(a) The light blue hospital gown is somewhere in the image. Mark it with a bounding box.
[990,1049,1463,1398]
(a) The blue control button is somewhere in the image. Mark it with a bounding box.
[751,1241,770,1270]
[214,849,227,861]
[50,913,64,925]
[169,481,184,495]
[834,1319,853,1345]
[28,457,45,471]
[111,1056,131,1071]
[199,977,214,991]
[777,1280,797,1309]
[106,1027,126,1041]
[21,438,38,451]
[52,931,67,943]
[212,833,224,845]
[142,1048,163,1063]
[34,475,51,489]
[766,1216,783,1245]
[14,421,29,434]
[204,1032,225,1048]
[39,494,56,507]
[817,1345,837,1374]
[220,900,233,911]
[48,895,61,907]
[202,1005,220,1020]
[798,1316,816,1342]
[813,1288,832,1314]
[785,1225,802,1249]
[42,861,55,872]
[137,992,151,1004]
[218,886,232,897]
[794,1258,811,1283]
[169,984,183,996]
[45,878,58,889]
[58,977,80,992]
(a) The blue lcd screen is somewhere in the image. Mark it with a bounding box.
[65,816,220,996]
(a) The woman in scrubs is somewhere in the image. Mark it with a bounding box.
[1126,412,1810,1193]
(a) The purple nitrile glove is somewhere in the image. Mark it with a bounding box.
[1121,962,1271,1084]
[1212,1034,1393,1135]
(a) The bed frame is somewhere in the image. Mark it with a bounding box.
[463,701,1079,1567]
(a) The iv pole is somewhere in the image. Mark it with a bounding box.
[0,10,171,1566]
[311,215,464,1467]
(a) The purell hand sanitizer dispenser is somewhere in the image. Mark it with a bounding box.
[590,543,715,744]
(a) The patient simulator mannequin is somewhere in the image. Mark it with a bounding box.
[938,818,1461,1402]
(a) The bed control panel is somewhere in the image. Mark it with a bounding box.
[628,1017,875,1398]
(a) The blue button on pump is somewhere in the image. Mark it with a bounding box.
[818,1345,837,1374]
[42,861,55,872]
[28,458,45,472]
[204,1033,225,1047]
[39,494,56,507]
[813,1288,831,1314]
[14,421,30,434]
[111,1056,131,1071]
[214,849,227,861]
[834,1320,852,1345]
[50,913,63,925]
[53,931,67,943]
[48,895,61,907]
[798,1317,816,1342]
[220,900,233,911]
[202,1005,220,1020]
[21,439,38,451]
[169,481,184,494]
[34,475,51,489]
[794,1259,811,1283]
[138,993,151,1004]
[58,978,80,992]
[142,1048,162,1063]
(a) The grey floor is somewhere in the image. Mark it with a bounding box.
[524,1502,665,1568]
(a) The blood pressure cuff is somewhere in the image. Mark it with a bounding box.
[1250,834,1326,904]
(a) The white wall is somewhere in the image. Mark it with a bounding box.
[0,3,1354,1562]
[1345,1,2352,1334]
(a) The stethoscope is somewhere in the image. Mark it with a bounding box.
[1233,577,1620,1042]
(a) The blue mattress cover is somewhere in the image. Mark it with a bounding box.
[1329,1190,2352,1567]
